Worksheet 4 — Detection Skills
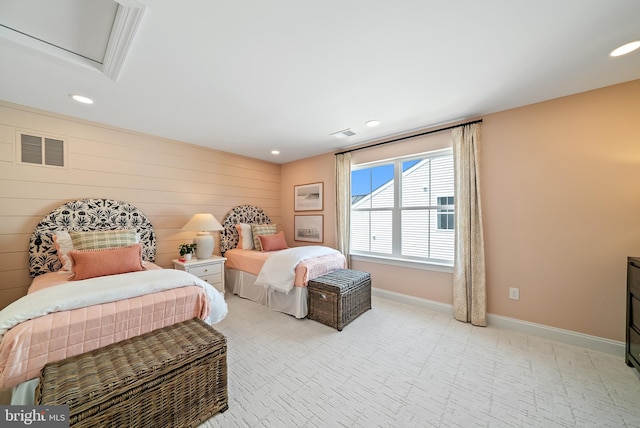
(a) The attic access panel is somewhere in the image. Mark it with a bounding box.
[0,0,145,80]
[0,0,117,63]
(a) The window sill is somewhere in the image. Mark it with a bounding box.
[350,254,454,273]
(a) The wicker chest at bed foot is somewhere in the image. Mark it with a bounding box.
[308,269,371,331]
[35,318,228,428]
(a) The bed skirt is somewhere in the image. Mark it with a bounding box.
[225,268,308,318]
[11,378,38,405]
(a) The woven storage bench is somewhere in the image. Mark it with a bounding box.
[35,318,228,428]
[308,269,371,331]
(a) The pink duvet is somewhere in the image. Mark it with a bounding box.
[0,272,210,390]
[224,248,346,286]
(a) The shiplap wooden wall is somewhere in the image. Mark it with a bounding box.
[0,101,281,310]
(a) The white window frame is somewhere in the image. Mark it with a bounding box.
[350,148,454,270]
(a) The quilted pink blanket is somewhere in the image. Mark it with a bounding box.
[224,248,347,286]
[0,270,227,390]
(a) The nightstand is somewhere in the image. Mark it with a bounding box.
[173,256,226,295]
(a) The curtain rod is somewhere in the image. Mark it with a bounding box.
[334,118,483,156]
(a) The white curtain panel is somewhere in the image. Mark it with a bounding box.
[452,123,487,326]
[335,152,352,268]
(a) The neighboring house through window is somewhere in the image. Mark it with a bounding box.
[437,196,454,230]
[351,149,454,265]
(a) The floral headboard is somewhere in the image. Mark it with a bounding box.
[219,205,271,254]
[28,198,156,277]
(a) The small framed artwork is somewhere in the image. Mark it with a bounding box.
[294,182,323,211]
[294,215,323,243]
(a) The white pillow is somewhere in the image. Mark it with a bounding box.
[236,223,254,250]
[54,231,74,272]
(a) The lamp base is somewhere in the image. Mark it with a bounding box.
[193,232,214,259]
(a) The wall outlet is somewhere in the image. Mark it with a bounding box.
[509,287,520,300]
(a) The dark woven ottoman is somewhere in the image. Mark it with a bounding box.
[35,318,228,428]
[308,269,371,331]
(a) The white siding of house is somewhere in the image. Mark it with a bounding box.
[371,179,394,208]
[401,160,429,207]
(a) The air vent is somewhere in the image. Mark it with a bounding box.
[17,132,66,167]
[330,129,357,139]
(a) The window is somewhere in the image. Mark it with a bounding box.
[351,149,454,265]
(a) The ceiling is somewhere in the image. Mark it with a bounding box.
[0,0,639,164]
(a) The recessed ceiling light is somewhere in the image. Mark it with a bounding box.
[365,120,381,127]
[610,41,640,57]
[271,150,280,155]
[70,94,94,104]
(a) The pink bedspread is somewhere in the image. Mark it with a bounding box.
[224,248,346,286]
[0,272,211,390]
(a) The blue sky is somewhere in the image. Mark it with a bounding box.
[351,160,419,196]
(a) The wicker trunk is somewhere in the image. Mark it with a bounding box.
[35,318,228,428]
[308,269,371,331]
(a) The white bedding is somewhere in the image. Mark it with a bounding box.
[0,269,227,341]
[254,246,342,292]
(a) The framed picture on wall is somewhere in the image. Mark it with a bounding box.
[294,215,323,243]
[294,182,323,211]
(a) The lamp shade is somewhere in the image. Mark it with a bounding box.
[181,213,223,232]
[182,213,223,259]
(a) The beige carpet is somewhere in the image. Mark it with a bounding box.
[202,293,640,427]
[2,293,638,426]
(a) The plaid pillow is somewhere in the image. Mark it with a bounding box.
[70,229,137,251]
[250,224,277,251]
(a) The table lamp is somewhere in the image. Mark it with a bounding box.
[181,213,223,259]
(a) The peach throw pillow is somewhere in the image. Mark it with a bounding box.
[69,244,144,280]
[258,231,288,252]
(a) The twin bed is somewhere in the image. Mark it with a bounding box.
[0,199,345,405]
[1,198,228,404]
[220,205,346,318]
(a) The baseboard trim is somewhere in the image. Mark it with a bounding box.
[372,287,625,357]
[372,287,453,314]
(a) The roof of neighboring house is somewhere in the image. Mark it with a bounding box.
[351,159,428,208]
